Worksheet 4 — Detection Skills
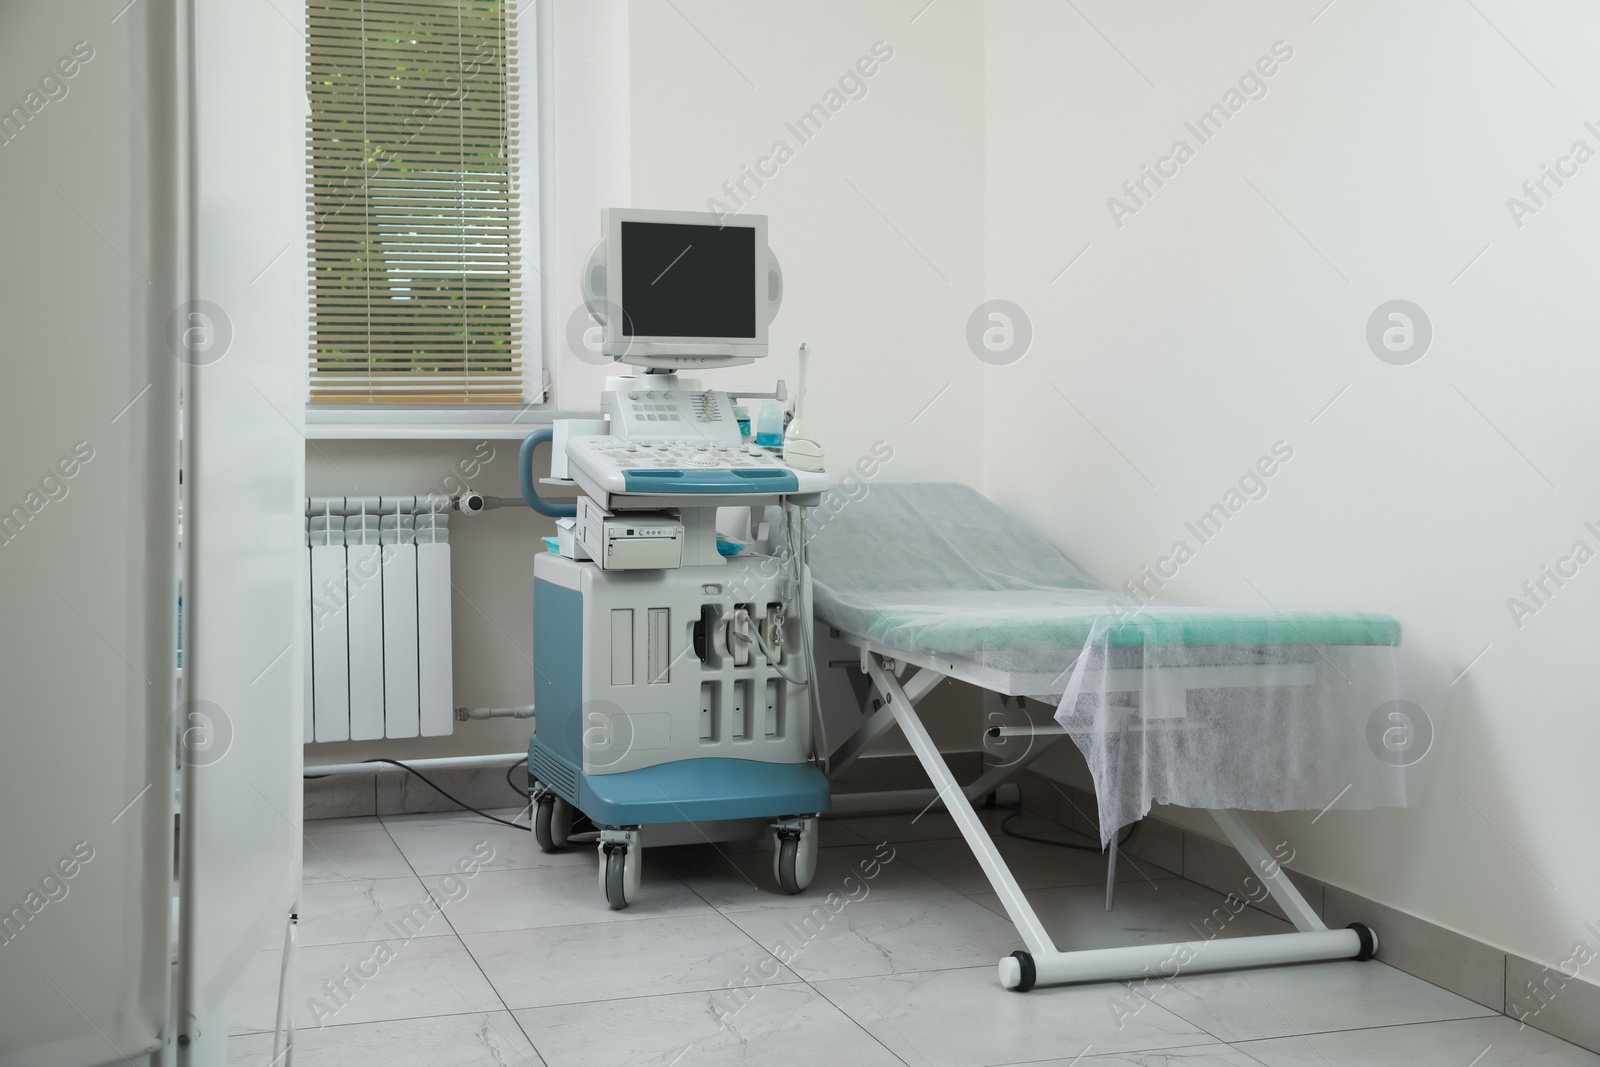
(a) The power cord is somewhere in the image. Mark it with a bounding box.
[506,757,531,801]
[789,505,829,772]
[997,804,1138,853]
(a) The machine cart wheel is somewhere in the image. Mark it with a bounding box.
[599,829,642,910]
[773,816,818,894]
[533,791,572,853]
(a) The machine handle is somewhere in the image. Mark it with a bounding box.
[519,429,578,517]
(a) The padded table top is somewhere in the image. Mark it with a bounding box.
[806,483,1400,657]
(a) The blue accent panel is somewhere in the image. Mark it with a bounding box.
[532,578,585,779]
[621,467,799,494]
[576,758,829,826]
[520,429,578,517]
[529,740,579,806]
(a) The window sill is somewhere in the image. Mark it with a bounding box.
[304,407,603,441]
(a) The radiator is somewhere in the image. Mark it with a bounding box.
[305,503,453,742]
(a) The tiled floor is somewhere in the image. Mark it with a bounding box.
[228,806,1600,1066]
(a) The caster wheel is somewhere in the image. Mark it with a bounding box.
[601,842,641,910]
[777,836,803,894]
[534,794,571,853]
[773,816,818,894]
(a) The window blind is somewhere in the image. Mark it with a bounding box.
[307,0,526,404]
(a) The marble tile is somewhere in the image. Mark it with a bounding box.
[1507,954,1600,1055]
[1135,960,1494,1043]
[833,805,1069,845]
[297,875,450,947]
[229,1011,544,1066]
[514,983,903,1067]
[721,892,1022,981]
[1238,1015,1600,1066]
[301,827,414,883]
[382,809,588,875]
[464,912,798,1010]
[1040,1045,1267,1067]
[381,804,531,826]
[302,814,385,834]
[968,878,1294,952]
[420,862,712,936]
[895,830,1176,896]
[658,841,948,911]
[1323,883,1506,1011]
[227,935,503,1033]
[815,965,1212,1067]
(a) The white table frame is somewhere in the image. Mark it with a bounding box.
[827,633,1376,991]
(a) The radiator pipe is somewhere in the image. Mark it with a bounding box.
[457,705,536,721]
[303,752,527,777]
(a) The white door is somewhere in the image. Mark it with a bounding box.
[0,3,181,1064]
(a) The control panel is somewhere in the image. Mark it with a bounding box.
[566,435,828,498]
[601,383,742,446]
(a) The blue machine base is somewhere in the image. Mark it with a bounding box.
[529,740,829,827]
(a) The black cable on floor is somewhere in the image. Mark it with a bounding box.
[358,758,531,832]
[506,757,531,801]
[998,806,1137,853]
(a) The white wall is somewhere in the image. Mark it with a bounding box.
[984,0,1600,974]
[311,0,992,766]
[623,0,986,484]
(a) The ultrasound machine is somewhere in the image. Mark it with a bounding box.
[519,209,830,908]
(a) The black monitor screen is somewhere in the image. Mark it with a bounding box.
[620,221,756,338]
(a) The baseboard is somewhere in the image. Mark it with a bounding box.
[305,761,529,820]
[1016,769,1600,1055]
[303,751,979,821]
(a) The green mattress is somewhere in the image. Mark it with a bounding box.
[857,606,1401,654]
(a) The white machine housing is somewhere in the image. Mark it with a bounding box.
[557,375,828,514]
[600,373,744,445]
[536,551,815,776]
[575,496,684,570]
[582,208,783,369]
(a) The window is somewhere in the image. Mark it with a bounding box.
[307,0,533,405]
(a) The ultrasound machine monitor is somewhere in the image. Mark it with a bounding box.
[581,208,784,369]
